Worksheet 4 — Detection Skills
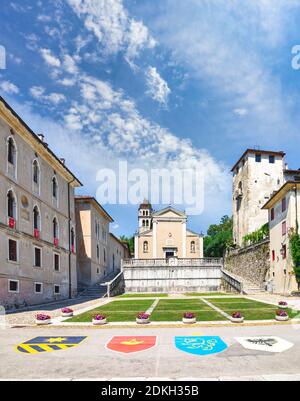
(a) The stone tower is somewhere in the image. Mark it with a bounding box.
[138,199,153,234]
[232,149,286,246]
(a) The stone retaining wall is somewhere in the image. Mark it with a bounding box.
[224,239,270,287]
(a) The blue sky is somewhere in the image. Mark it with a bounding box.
[1,0,300,237]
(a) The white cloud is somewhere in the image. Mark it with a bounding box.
[146,67,171,106]
[30,86,45,98]
[67,0,156,63]
[0,80,19,94]
[40,48,61,68]
[234,108,248,117]
[30,86,66,104]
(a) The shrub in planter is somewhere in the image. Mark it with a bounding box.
[183,312,197,324]
[92,315,107,325]
[136,313,150,324]
[230,312,244,324]
[61,308,74,317]
[36,314,51,325]
[275,310,289,322]
[278,301,288,310]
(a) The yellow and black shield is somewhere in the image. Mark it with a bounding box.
[16,336,87,354]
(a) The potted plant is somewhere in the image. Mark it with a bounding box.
[183,312,197,324]
[61,308,74,318]
[92,315,107,325]
[230,312,244,324]
[278,301,288,310]
[275,310,289,322]
[36,314,51,326]
[136,313,150,325]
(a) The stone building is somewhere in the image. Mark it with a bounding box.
[134,200,203,260]
[75,197,129,287]
[231,149,299,247]
[262,181,299,295]
[0,97,81,309]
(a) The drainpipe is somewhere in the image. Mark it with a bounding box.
[68,179,75,299]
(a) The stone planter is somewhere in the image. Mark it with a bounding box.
[182,317,197,325]
[92,319,107,326]
[230,316,244,324]
[136,318,150,325]
[276,315,289,322]
[62,312,74,318]
[278,304,288,310]
[36,319,51,326]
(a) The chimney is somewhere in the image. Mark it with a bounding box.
[60,158,66,165]
[38,134,45,142]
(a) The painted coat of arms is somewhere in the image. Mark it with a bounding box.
[175,336,228,356]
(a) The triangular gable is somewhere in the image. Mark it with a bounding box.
[153,206,186,218]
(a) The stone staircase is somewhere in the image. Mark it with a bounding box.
[242,282,266,295]
[78,284,108,300]
[222,269,266,295]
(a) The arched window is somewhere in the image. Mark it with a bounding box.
[142,220,146,227]
[7,137,16,165]
[97,245,100,261]
[7,190,17,219]
[33,206,41,231]
[53,217,58,239]
[146,220,149,227]
[52,177,58,199]
[191,241,196,254]
[143,241,149,253]
[33,160,40,185]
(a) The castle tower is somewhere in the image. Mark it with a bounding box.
[232,149,286,246]
[138,199,153,234]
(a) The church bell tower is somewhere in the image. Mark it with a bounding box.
[138,200,153,234]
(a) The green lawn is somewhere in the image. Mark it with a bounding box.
[185,293,231,297]
[67,300,154,323]
[150,299,227,322]
[117,293,169,298]
[208,298,299,320]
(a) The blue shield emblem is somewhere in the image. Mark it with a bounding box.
[175,336,228,356]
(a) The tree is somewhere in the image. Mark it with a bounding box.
[204,216,233,257]
[120,235,135,255]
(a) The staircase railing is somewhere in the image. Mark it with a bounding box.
[102,271,124,298]
[221,269,243,294]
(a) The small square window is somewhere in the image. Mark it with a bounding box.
[269,155,275,164]
[34,247,42,268]
[9,280,19,293]
[8,239,18,262]
[272,250,276,262]
[54,285,60,295]
[282,221,287,236]
[35,283,43,294]
[282,245,287,260]
[282,198,287,213]
[255,154,262,163]
[271,208,275,221]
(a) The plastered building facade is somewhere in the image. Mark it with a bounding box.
[135,201,203,260]
[0,97,81,309]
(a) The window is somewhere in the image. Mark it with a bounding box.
[34,247,42,268]
[52,177,58,198]
[191,241,196,253]
[143,241,149,253]
[7,190,17,220]
[32,160,40,188]
[269,155,275,164]
[54,253,60,271]
[272,250,276,262]
[255,154,262,163]
[71,228,75,253]
[54,285,60,295]
[33,206,41,231]
[282,245,287,260]
[104,249,106,263]
[7,137,16,165]
[97,245,100,261]
[53,218,58,240]
[9,280,19,293]
[282,221,287,236]
[34,283,43,294]
[271,208,275,221]
[8,239,18,262]
[282,198,287,213]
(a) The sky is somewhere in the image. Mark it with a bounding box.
[1,0,300,237]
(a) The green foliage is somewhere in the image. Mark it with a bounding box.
[243,223,269,246]
[204,216,233,258]
[289,230,300,284]
[120,235,135,255]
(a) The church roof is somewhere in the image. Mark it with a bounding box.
[152,206,186,218]
[139,199,152,210]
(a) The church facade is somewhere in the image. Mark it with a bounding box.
[134,201,204,260]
